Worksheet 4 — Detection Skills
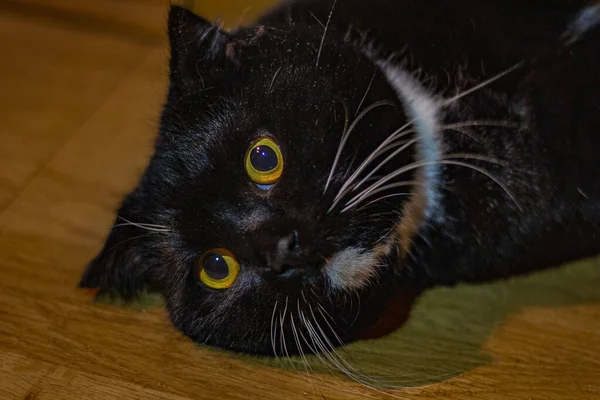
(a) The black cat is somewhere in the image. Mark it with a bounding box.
[80,0,600,355]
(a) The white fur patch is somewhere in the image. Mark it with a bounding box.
[564,3,600,44]
[323,247,379,290]
[375,61,443,222]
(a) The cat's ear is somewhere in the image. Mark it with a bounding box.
[79,214,156,301]
[168,5,232,87]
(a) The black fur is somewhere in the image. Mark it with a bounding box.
[80,1,600,355]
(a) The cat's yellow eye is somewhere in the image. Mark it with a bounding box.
[197,248,240,289]
[245,137,283,185]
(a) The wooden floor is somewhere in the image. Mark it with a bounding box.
[1,1,599,399]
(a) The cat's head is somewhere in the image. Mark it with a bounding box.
[80,6,439,355]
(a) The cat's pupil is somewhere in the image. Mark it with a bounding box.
[203,254,229,280]
[250,145,278,172]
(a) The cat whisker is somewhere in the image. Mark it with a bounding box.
[106,232,160,253]
[292,298,319,389]
[331,118,517,212]
[298,310,340,379]
[329,137,416,212]
[289,313,306,369]
[316,305,345,348]
[356,70,377,116]
[305,307,406,393]
[330,124,415,206]
[308,11,325,29]
[279,296,294,367]
[298,297,340,378]
[315,0,337,69]
[372,213,404,245]
[324,100,395,194]
[300,311,410,397]
[111,223,171,233]
[440,159,523,211]
[324,99,349,195]
[303,313,421,391]
[439,119,518,144]
[351,289,362,328]
[267,66,282,95]
[350,138,419,193]
[308,309,436,395]
[343,154,521,212]
[270,299,279,357]
[114,217,171,233]
[442,120,519,130]
[442,62,524,106]
[357,192,413,215]
[342,181,419,213]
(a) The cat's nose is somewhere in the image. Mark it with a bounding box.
[251,223,315,273]
[268,230,304,273]
[250,219,320,273]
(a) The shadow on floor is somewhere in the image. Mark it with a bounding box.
[246,256,600,389]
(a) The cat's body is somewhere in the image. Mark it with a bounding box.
[263,0,600,285]
[81,0,600,355]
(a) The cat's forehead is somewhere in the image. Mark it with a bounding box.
[224,24,376,91]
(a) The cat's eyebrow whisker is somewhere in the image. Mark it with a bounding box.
[308,11,325,29]
[315,0,337,69]
[267,66,282,95]
[324,100,394,195]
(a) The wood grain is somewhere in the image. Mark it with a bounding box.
[0,1,598,399]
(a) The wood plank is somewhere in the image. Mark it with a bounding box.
[0,12,155,210]
[1,0,170,42]
[0,352,193,400]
